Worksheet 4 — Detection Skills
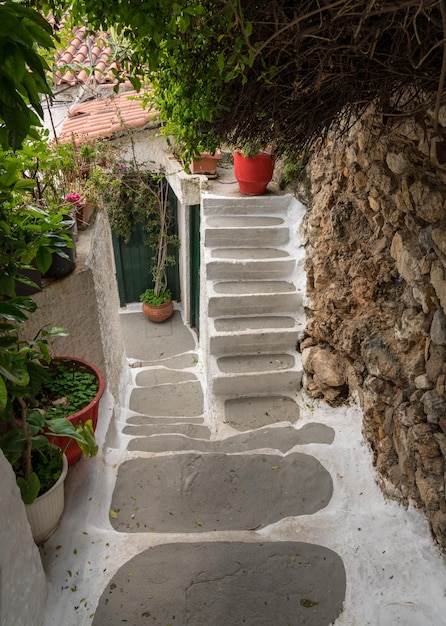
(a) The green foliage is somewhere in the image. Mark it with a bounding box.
[0,1,54,150]
[281,156,305,185]
[0,203,76,296]
[44,0,247,159]
[0,343,99,502]
[140,288,171,306]
[5,416,97,503]
[0,0,99,506]
[43,0,446,161]
[105,165,179,297]
[37,362,99,419]
[12,132,118,213]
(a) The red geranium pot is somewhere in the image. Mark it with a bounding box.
[45,357,105,465]
[233,149,275,195]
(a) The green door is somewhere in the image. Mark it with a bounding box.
[112,184,180,306]
[189,204,200,331]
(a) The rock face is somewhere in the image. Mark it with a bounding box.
[298,107,446,551]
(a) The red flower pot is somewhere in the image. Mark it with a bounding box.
[233,150,275,195]
[45,357,105,465]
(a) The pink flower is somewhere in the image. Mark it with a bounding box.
[65,193,82,204]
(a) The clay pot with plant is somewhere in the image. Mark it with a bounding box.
[38,356,105,465]
[190,149,222,178]
[140,175,179,322]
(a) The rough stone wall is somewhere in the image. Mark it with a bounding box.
[86,211,127,401]
[21,211,125,402]
[299,108,446,550]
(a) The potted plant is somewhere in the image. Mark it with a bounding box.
[0,300,98,541]
[140,287,174,322]
[139,175,179,322]
[2,412,97,543]
[190,149,222,178]
[233,141,276,195]
[138,175,178,322]
[38,356,105,465]
[17,132,116,232]
[64,192,90,231]
[42,210,77,279]
[1,201,77,297]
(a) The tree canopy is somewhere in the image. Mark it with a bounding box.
[42,0,445,159]
[7,0,446,159]
[0,1,54,150]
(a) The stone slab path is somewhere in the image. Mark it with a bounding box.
[41,307,446,626]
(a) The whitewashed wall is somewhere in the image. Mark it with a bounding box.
[0,451,47,626]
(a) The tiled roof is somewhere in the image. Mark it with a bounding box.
[50,20,159,144]
[53,26,119,86]
[57,89,159,144]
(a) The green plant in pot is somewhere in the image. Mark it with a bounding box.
[0,147,77,296]
[140,175,179,322]
[0,298,97,541]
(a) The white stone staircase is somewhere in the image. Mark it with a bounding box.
[201,194,306,406]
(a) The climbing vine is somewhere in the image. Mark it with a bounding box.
[41,0,446,159]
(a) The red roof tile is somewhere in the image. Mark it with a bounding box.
[53,26,119,86]
[57,90,159,144]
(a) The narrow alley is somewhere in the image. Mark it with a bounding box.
[41,305,446,625]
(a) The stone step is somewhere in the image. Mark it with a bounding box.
[204,215,289,248]
[209,315,303,355]
[211,352,302,395]
[224,395,301,430]
[202,194,294,216]
[206,247,295,280]
[129,381,204,417]
[208,280,302,317]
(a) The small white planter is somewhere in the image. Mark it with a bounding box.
[25,454,68,543]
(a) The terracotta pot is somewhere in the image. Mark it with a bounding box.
[26,453,68,543]
[190,150,222,178]
[75,202,95,230]
[233,150,275,195]
[44,357,105,465]
[142,300,174,323]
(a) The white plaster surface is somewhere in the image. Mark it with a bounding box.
[37,349,446,626]
[0,451,47,626]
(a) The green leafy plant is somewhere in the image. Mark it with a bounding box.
[0,0,98,507]
[237,141,263,159]
[0,300,97,504]
[0,2,54,150]
[105,165,179,300]
[2,412,97,504]
[140,288,171,307]
[15,132,117,217]
[36,362,99,420]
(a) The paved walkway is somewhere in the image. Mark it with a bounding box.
[42,306,446,625]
